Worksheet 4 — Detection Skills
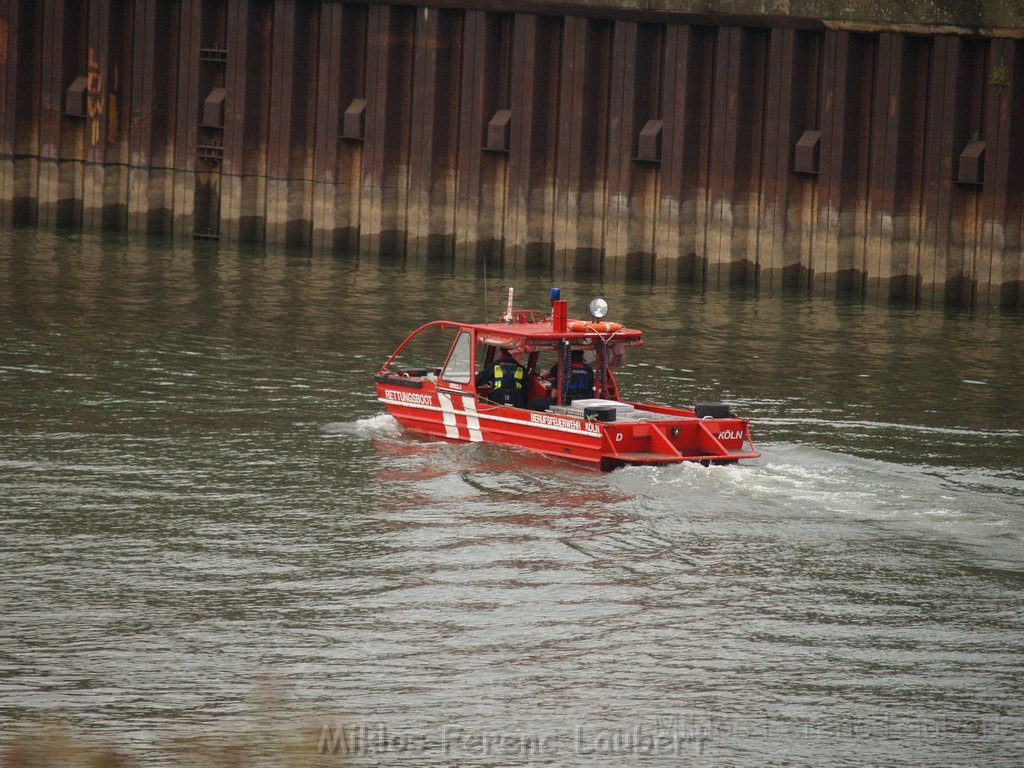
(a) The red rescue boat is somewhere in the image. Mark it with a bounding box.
[374,290,759,470]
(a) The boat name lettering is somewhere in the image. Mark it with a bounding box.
[384,389,434,406]
[530,413,602,434]
[717,429,744,441]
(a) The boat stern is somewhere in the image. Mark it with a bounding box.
[598,413,759,469]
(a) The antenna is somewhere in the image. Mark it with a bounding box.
[502,287,514,324]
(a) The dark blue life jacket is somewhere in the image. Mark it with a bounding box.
[491,360,525,391]
[565,361,594,402]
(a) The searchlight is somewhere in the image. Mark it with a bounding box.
[588,298,609,319]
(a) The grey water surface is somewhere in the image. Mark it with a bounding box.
[1,230,1023,766]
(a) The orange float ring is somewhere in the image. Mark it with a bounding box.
[568,320,622,333]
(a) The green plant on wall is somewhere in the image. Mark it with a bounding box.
[990,59,1012,89]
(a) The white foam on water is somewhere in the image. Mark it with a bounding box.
[756,416,1023,438]
[410,473,483,499]
[322,412,403,437]
[611,443,1023,530]
[356,412,403,436]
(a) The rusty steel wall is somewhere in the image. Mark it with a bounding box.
[0,0,1022,308]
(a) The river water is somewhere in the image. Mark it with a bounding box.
[1,230,1022,766]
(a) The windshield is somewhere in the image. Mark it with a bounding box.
[441,331,473,384]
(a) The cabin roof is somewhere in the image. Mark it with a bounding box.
[450,319,643,345]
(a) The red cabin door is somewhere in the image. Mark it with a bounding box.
[436,329,482,441]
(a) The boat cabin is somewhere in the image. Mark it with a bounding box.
[376,309,643,412]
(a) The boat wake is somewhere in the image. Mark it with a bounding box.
[611,442,1023,529]
[322,412,403,438]
[756,416,1024,439]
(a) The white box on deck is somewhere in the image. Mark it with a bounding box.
[569,399,634,412]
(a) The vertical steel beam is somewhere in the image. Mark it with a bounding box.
[406,5,441,260]
[0,0,15,224]
[977,38,1022,309]
[222,0,272,243]
[943,40,986,307]
[171,0,201,236]
[99,0,130,229]
[36,0,66,227]
[454,10,483,264]
[455,11,512,267]
[655,23,687,282]
[861,32,937,304]
[56,0,88,228]
[816,29,842,295]
[219,0,245,240]
[623,22,662,280]
[506,13,561,270]
[705,26,739,288]
[127,0,156,234]
[311,0,343,251]
[478,12,513,266]
[791,31,821,293]
[552,17,611,277]
[505,12,535,269]
[360,3,413,257]
[756,26,791,294]
[552,15,583,276]
[82,0,109,229]
[705,26,768,288]
[917,35,959,308]
[285,0,319,246]
[888,36,930,304]
[154,0,179,233]
[405,8,462,261]
[428,10,464,262]
[333,2,368,253]
[864,33,899,303]
[0,0,14,224]
[848,34,877,297]
[818,32,873,297]
[763,29,820,293]
[126,0,178,234]
[12,0,43,224]
[677,26,716,285]
[602,19,636,276]
[264,0,297,246]
[998,41,1024,309]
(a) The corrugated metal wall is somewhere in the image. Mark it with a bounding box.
[0,0,1021,308]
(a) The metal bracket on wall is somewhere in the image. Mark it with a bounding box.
[64,76,88,118]
[201,87,227,129]
[341,99,367,141]
[200,46,227,65]
[484,110,512,153]
[636,120,663,163]
[197,145,224,165]
[793,130,821,174]
[956,141,985,186]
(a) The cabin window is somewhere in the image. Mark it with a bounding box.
[441,331,473,384]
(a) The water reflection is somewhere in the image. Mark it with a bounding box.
[1,230,1022,766]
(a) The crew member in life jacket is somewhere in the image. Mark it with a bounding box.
[545,349,595,403]
[476,348,528,408]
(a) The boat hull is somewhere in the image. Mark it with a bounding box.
[375,378,758,469]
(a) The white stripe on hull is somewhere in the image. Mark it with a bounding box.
[377,396,603,439]
[436,391,460,438]
[461,396,483,442]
